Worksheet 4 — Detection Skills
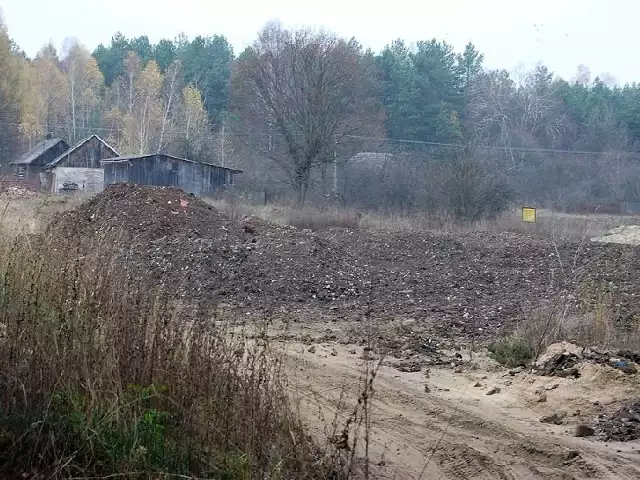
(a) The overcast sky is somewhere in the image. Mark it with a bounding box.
[1,0,636,84]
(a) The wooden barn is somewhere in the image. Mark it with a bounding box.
[102,153,241,196]
[9,138,70,189]
[43,134,119,193]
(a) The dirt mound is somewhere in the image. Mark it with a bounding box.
[41,184,640,339]
[594,399,640,441]
[45,184,365,312]
[46,183,242,245]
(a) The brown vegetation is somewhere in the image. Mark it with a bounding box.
[0,190,354,478]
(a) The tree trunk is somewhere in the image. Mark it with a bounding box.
[294,167,311,207]
[297,182,308,207]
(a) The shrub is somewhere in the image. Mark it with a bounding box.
[488,336,535,367]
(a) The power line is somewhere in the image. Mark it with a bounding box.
[5,120,640,159]
[343,134,640,158]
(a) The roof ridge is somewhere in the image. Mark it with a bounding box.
[45,134,120,168]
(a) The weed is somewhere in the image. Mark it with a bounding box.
[0,216,340,478]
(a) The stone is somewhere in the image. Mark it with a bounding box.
[540,411,567,425]
[486,386,501,395]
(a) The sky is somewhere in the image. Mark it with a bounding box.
[1,0,637,85]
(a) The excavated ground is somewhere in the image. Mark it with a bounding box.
[38,184,640,479]
[44,184,640,343]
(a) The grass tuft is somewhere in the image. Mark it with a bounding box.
[488,336,535,368]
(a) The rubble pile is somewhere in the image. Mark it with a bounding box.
[41,184,640,341]
[534,342,638,378]
[593,400,640,442]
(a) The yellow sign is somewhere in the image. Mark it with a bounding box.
[522,207,537,223]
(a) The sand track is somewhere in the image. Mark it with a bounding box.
[284,340,640,480]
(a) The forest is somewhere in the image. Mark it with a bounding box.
[2,17,640,217]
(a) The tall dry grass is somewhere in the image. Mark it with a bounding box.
[0,211,346,478]
[206,197,640,240]
[489,255,640,368]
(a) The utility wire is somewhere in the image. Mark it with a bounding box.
[5,120,640,159]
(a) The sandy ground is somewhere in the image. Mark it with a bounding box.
[592,225,640,245]
[277,321,640,480]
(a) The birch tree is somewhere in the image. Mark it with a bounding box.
[32,44,68,139]
[180,84,209,160]
[130,60,163,154]
[157,60,182,152]
[62,38,103,141]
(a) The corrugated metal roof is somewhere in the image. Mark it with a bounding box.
[45,134,120,168]
[101,153,243,174]
[11,138,67,165]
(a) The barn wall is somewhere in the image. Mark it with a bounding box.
[13,141,70,188]
[56,136,118,168]
[103,154,235,196]
[51,167,104,194]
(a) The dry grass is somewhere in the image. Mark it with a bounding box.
[480,208,640,241]
[0,209,353,478]
[3,191,636,241]
[206,198,640,240]
[0,192,87,236]
[490,272,640,368]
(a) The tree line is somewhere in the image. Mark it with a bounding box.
[2,17,640,214]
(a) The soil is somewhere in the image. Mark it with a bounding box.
[43,184,640,344]
[39,185,640,479]
[279,320,640,480]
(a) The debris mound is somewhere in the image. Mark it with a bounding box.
[39,183,640,339]
[0,184,38,199]
[45,184,365,312]
[46,182,242,245]
[534,342,639,378]
[594,400,640,442]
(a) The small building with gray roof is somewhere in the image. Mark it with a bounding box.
[102,153,242,197]
[10,137,70,188]
[42,134,120,193]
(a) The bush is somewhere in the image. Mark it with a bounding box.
[488,336,535,368]
[446,155,513,222]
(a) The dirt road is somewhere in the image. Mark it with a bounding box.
[283,338,640,480]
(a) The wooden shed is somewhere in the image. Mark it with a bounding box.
[10,138,70,189]
[101,153,242,196]
[43,134,119,193]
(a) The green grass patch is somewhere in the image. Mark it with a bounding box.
[488,336,534,367]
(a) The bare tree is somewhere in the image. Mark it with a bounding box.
[233,22,379,205]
